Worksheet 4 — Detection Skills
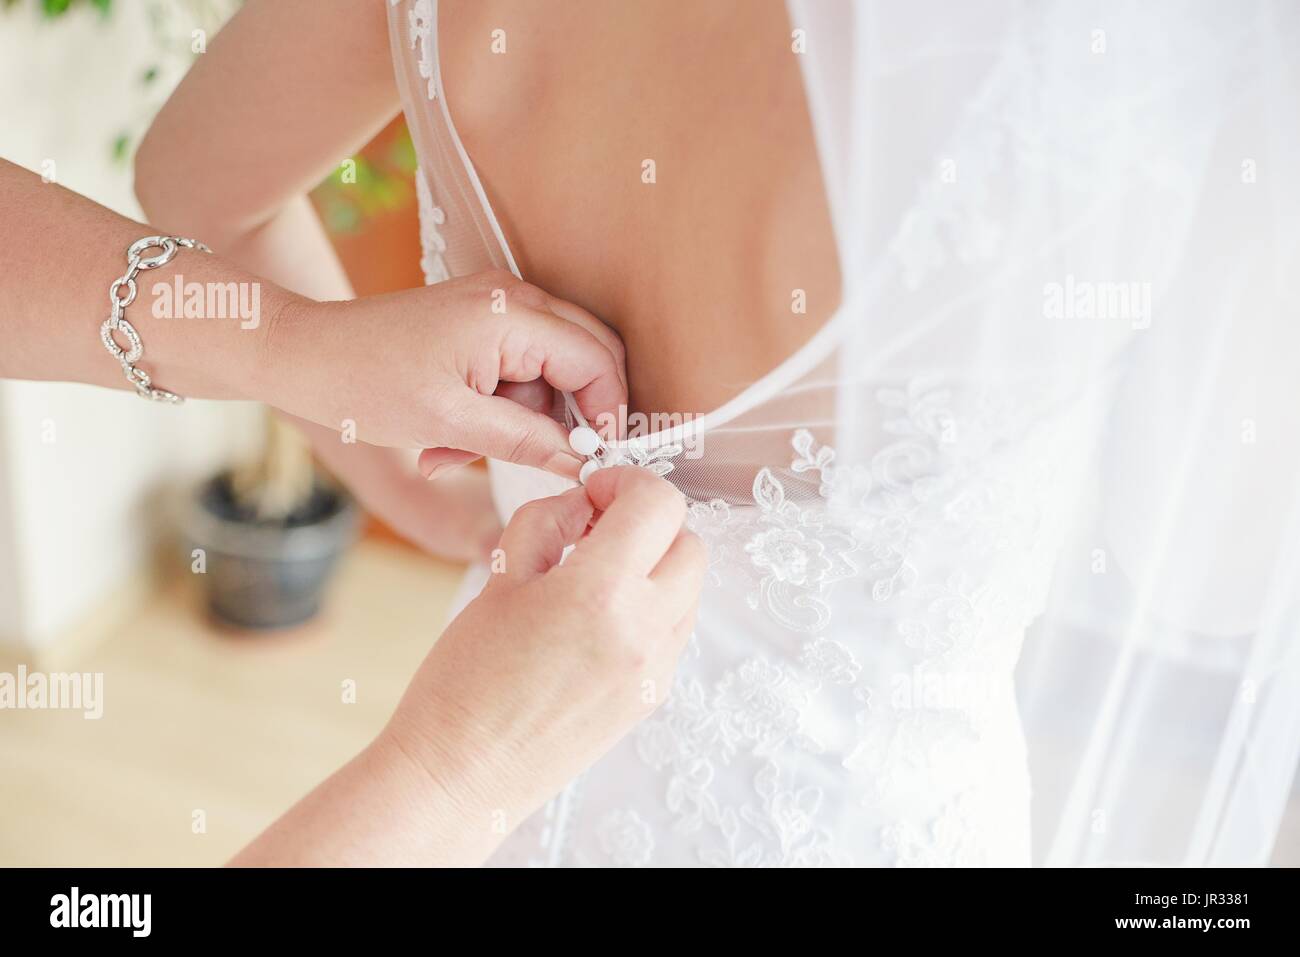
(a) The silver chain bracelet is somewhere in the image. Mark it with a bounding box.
[99,235,211,404]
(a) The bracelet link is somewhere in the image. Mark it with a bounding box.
[100,234,211,404]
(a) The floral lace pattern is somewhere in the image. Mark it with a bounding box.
[881,794,989,868]
[597,810,654,868]
[476,375,1070,867]
[578,376,1071,867]
[676,378,1050,645]
[599,439,684,478]
[741,468,860,633]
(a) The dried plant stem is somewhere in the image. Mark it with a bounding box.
[230,409,316,522]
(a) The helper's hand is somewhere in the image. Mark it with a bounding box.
[382,466,706,863]
[230,467,703,867]
[263,270,626,479]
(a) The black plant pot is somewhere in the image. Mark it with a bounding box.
[185,471,359,631]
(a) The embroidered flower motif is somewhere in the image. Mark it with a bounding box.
[898,576,988,663]
[799,638,861,686]
[878,378,958,446]
[712,659,822,758]
[880,795,989,868]
[745,526,826,586]
[699,764,851,868]
[791,428,838,498]
[634,720,678,773]
[687,497,732,533]
[636,677,736,834]
[686,498,732,586]
[414,171,451,284]
[407,0,438,100]
[745,467,858,633]
[763,786,820,847]
[642,676,739,768]
[597,810,654,868]
[602,440,683,478]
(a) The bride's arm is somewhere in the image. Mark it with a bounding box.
[134,0,504,558]
[134,0,396,301]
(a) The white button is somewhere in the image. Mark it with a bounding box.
[569,426,601,456]
[578,459,601,485]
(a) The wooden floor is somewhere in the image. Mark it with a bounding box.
[0,540,465,867]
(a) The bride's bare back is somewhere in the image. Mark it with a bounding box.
[441,0,839,417]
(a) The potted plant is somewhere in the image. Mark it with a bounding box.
[185,412,357,630]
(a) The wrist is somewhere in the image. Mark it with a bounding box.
[251,294,363,432]
[93,235,317,405]
[372,718,515,866]
[237,286,316,406]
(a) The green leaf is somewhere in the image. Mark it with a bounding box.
[34,0,111,18]
[111,133,130,164]
[325,202,360,234]
[389,132,417,173]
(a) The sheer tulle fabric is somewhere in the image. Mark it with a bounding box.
[388,0,1300,865]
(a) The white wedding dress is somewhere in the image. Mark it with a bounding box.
[385,0,1300,866]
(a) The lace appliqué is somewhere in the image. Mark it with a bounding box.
[597,810,654,868]
[687,378,1051,652]
[632,658,846,867]
[406,0,438,101]
[627,378,1060,867]
[414,170,451,284]
[703,763,851,868]
[600,440,684,478]
[881,794,989,868]
[743,467,860,633]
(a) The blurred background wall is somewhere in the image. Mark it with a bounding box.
[0,1,260,653]
[0,0,427,656]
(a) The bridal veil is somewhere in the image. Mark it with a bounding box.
[788,0,1300,865]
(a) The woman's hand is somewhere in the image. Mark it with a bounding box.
[261,270,626,480]
[231,466,704,867]
[380,466,704,862]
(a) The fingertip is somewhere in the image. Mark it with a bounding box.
[498,483,597,577]
[419,447,481,479]
[579,462,618,507]
[544,450,584,480]
[580,463,656,510]
[572,378,627,439]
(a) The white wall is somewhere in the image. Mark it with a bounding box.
[0,0,257,649]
